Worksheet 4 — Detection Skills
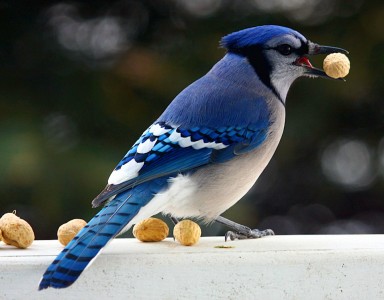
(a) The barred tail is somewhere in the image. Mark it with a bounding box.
[39,179,167,290]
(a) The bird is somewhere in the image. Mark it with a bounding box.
[39,25,348,290]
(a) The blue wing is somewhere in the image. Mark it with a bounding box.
[92,120,269,207]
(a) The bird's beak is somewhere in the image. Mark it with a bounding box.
[295,41,349,80]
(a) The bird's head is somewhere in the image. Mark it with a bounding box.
[221,25,348,103]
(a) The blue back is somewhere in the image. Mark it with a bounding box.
[157,54,271,129]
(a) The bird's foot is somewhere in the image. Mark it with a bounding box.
[214,215,274,241]
[225,228,274,241]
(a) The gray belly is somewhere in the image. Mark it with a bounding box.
[165,144,278,220]
[163,107,286,221]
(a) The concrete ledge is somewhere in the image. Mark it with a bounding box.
[1,235,384,299]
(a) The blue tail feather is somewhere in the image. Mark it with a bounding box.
[39,178,168,290]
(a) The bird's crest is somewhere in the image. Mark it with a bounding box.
[220,25,306,51]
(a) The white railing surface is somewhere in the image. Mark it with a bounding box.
[1,235,384,300]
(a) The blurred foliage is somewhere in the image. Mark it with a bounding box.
[1,0,384,239]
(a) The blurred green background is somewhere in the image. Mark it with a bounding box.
[1,0,384,239]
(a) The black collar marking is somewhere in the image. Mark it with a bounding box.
[229,45,285,106]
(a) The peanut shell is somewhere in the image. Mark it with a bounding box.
[133,217,169,242]
[173,220,201,246]
[323,53,350,79]
[0,213,34,248]
[57,219,87,246]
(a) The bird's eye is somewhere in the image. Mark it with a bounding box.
[276,44,293,56]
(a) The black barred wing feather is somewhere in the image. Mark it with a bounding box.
[92,122,268,207]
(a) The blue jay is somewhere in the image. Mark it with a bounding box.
[39,25,347,290]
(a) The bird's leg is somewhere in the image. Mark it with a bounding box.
[214,215,274,241]
[170,216,179,225]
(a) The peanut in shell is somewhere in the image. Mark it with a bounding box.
[173,220,201,246]
[0,212,35,248]
[57,219,87,246]
[133,218,169,242]
[323,53,350,79]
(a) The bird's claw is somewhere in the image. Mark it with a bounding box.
[225,228,274,241]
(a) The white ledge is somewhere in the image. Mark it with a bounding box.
[1,235,384,299]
